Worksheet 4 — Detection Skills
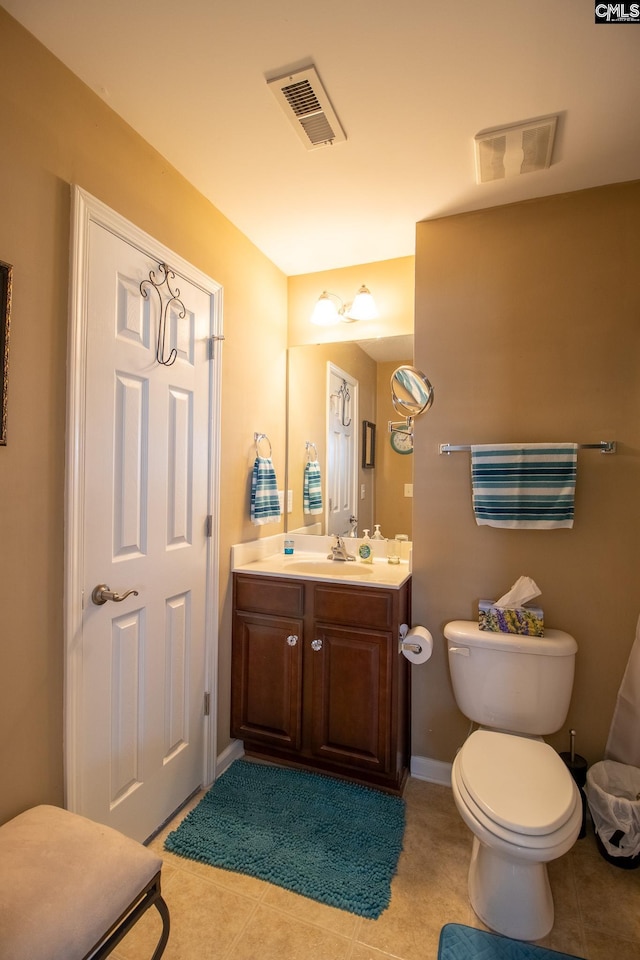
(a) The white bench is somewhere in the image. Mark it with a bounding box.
[0,804,170,960]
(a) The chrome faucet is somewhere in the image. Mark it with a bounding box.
[327,535,356,561]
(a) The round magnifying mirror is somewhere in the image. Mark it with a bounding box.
[390,365,434,417]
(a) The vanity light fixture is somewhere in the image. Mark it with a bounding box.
[310,285,378,325]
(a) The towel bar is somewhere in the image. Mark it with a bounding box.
[439,441,616,455]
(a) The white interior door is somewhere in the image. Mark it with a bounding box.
[327,364,358,537]
[65,189,222,842]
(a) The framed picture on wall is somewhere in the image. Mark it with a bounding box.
[362,420,376,468]
[1,260,13,446]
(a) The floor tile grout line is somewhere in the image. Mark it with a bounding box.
[220,896,267,960]
[163,855,272,904]
[252,897,359,937]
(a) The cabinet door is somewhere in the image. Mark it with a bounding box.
[308,624,392,774]
[231,613,303,751]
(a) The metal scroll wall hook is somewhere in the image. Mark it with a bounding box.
[91,584,139,606]
[139,262,186,366]
[331,379,352,426]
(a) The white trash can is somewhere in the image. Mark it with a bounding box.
[586,760,640,868]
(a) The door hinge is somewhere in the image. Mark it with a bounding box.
[208,334,225,360]
[205,515,213,538]
[204,691,211,716]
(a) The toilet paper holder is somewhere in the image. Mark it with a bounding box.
[402,641,423,654]
[398,624,434,664]
[399,623,419,653]
[399,623,424,654]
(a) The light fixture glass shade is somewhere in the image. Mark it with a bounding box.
[310,292,341,326]
[346,284,378,321]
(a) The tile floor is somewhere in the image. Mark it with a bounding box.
[112,774,640,960]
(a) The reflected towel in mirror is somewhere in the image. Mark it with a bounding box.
[303,460,323,515]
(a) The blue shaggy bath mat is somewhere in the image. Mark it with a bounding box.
[438,924,585,960]
[164,759,405,918]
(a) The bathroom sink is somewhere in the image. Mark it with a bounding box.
[284,559,374,577]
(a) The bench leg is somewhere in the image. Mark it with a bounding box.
[86,872,170,960]
[150,889,170,960]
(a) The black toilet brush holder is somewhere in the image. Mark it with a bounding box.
[560,729,587,839]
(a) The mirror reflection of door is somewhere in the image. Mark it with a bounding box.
[284,338,413,539]
[327,363,358,536]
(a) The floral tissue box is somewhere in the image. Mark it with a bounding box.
[478,600,544,637]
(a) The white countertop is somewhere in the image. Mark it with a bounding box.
[232,534,412,589]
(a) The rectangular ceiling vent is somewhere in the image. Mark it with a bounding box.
[474,115,558,184]
[267,66,346,151]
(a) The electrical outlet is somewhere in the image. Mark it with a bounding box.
[287,489,293,513]
[404,483,413,498]
[360,484,366,500]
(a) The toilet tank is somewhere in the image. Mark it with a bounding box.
[444,620,577,735]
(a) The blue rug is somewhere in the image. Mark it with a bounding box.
[438,924,585,960]
[164,759,405,918]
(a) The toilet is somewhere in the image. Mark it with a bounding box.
[444,620,582,942]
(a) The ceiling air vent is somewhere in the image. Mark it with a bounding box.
[474,115,558,184]
[267,66,346,150]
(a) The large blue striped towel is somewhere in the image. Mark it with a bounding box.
[250,456,281,525]
[471,443,578,529]
[303,460,323,515]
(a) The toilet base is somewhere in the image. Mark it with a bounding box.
[468,836,554,941]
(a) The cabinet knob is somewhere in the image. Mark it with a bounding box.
[286,635,298,646]
[311,638,323,651]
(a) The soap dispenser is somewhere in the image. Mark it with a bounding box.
[372,524,384,540]
[358,530,373,563]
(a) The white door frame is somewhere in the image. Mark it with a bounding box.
[64,186,223,812]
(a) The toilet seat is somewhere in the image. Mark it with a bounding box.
[456,730,577,843]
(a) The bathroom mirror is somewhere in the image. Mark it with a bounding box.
[390,365,434,417]
[286,337,413,539]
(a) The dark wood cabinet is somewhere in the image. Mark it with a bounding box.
[231,572,411,793]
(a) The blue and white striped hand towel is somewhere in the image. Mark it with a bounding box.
[250,456,281,525]
[303,460,323,515]
[471,443,578,529]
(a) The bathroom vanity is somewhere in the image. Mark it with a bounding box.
[231,546,411,794]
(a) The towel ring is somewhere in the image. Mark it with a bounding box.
[254,432,272,458]
[306,441,318,462]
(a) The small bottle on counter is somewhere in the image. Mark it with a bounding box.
[358,530,373,563]
[283,539,294,555]
[372,524,384,540]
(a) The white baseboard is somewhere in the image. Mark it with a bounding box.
[410,755,452,787]
[215,739,244,778]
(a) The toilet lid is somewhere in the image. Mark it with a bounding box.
[457,730,576,836]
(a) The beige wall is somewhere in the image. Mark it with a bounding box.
[412,182,640,765]
[288,258,414,347]
[0,10,287,824]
